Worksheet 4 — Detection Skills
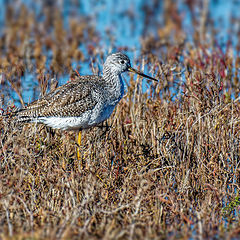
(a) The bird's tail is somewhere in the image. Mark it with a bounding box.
[1,106,32,123]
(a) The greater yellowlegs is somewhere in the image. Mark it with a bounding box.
[13,52,158,156]
[14,52,158,129]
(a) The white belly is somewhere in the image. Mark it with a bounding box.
[34,104,116,131]
[93,104,116,125]
[36,111,92,130]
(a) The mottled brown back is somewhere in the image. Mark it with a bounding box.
[14,75,104,121]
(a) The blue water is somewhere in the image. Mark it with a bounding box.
[0,0,239,106]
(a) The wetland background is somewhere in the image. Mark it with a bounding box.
[0,0,240,239]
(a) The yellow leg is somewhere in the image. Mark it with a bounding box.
[77,130,82,160]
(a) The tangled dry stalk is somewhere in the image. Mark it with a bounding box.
[0,1,240,239]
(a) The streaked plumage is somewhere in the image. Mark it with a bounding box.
[13,52,158,130]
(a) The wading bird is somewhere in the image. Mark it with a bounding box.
[13,53,158,157]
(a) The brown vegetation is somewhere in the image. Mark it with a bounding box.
[0,1,240,239]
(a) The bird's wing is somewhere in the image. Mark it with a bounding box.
[15,76,102,119]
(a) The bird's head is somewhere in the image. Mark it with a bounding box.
[104,52,131,74]
[104,52,158,82]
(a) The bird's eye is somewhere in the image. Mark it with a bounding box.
[120,60,125,64]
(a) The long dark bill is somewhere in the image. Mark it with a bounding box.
[128,67,158,82]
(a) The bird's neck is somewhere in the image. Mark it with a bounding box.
[102,66,124,100]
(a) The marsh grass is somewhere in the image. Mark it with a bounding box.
[0,1,240,239]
